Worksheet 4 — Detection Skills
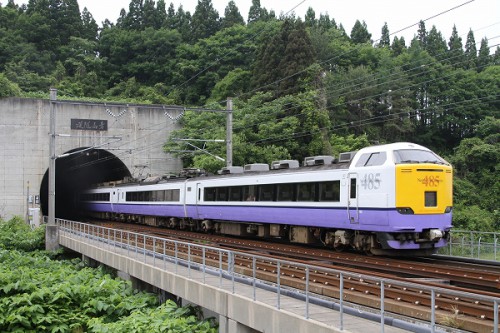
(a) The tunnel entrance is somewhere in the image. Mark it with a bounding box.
[40,148,131,220]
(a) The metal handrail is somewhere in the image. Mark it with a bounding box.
[57,219,500,333]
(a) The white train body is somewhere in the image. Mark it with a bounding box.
[82,142,453,255]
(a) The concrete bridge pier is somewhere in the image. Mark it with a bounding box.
[45,225,60,251]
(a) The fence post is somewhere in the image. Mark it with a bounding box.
[153,238,156,265]
[253,257,256,301]
[380,281,385,333]
[495,237,498,261]
[277,261,281,310]
[494,300,498,333]
[431,289,436,333]
[470,231,474,257]
[305,266,310,319]
[175,242,178,274]
[219,251,223,288]
[340,273,344,331]
[478,237,482,259]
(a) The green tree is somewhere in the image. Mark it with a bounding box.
[221,0,244,29]
[317,13,336,32]
[0,72,21,97]
[171,24,256,104]
[80,7,98,40]
[425,26,446,60]
[191,0,220,41]
[477,37,490,71]
[417,20,427,48]
[464,29,477,69]
[391,36,406,56]
[447,25,464,68]
[122,0,144,30]
[277,20,315,95]
[142,0,166,29]
[248,0,266,24]
[378,22,390,48]
[350,20,371,44]
[304,7,316,28]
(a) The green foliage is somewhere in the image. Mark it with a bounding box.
[452,204,496,231]
[0,73,21,97]
[0,217,45,251]
[449,119,499,230]
[0,222,218,333]
[87,300,217,332]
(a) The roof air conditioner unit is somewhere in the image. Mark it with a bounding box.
[271,160,299,170]
[218,166,244,175]
[303,155,335,166]
[244,163,269,172]
[338,151,356,163]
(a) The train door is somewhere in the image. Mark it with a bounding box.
[111,189,119,212]
[195,182,202,219]
[347,173,359,224]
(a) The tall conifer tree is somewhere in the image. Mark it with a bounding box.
[464,29,477,70]
[191,0,220,41]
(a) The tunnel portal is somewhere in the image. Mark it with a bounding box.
[40,148,131,220]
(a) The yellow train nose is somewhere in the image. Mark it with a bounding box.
[396,165,453,215]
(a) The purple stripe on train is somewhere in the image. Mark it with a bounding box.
[87,202,451,234]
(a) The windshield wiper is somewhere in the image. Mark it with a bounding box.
[423,160,446,165]
[399,160,420,164]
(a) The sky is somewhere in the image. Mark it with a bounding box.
[12,0,500,44]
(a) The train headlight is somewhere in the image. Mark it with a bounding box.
[396,207,414,215]
[444,206,453,213]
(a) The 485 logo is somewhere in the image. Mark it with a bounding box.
[418,175,441,187]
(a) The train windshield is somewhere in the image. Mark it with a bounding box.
[393,149,448,165]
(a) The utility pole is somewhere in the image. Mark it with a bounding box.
[46,88,59,251]
[226,98,233,167]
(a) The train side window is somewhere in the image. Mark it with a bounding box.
[155,190,164,201]
[297,183,316,201]
[172,189,180,201]
[229,186,243,201]
[277,183,295,201]
[216,187,228,201]
[259,184,275,201]
[244,185,257,201]
[350,178,357,198]
[319,181,340,202]
[204,188,216,201]
[165,190,172,201]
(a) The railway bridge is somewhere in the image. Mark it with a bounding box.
[0,97,182,221]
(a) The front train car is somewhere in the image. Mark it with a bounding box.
[347,142,453,255]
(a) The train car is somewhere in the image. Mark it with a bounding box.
[81,142,453,256]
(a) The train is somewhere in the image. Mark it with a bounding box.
[80,142,453,256]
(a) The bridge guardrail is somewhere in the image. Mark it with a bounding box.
[56,219,499,333]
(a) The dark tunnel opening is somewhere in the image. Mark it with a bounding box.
[40,148,131,220]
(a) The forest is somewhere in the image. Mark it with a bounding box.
[0,0,498,231]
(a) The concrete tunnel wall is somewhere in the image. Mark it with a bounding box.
[0,97,182,220]
[39,148,131,219]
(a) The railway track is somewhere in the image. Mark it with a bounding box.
[84,221,499,332]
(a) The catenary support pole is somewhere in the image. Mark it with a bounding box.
[226,98,233,167]
[46,88,59,251]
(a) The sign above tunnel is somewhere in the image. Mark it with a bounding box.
[71,119,108,131]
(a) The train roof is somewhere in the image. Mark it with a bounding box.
[92,142,435,188]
